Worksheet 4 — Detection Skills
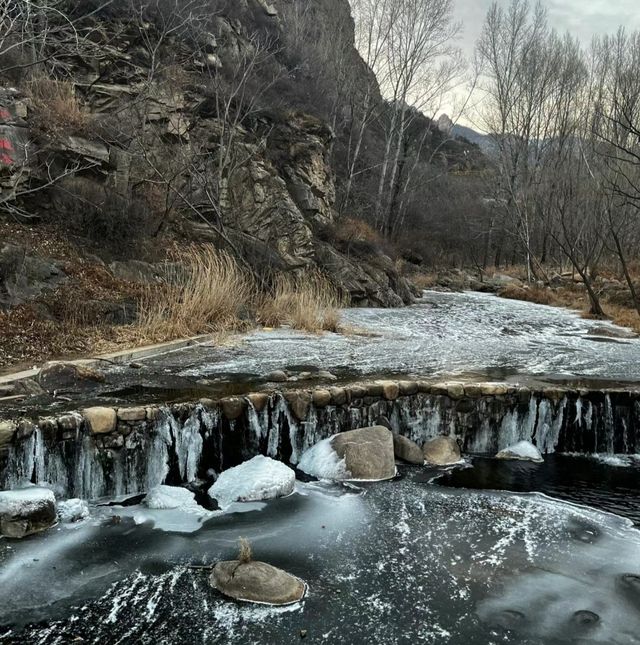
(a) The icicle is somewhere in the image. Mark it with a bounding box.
[175,407,204,483]
[604,395,615,454]
[145,409,174,491]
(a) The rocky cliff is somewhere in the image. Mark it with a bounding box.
[0,0,415,308]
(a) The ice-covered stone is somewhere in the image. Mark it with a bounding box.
[298,437,350,480]
[57,498,90,523]
[208,456,295,508]
[145,485,198,510]
[0,487,57,538]
[299,427,396,481]
[496,440,544,463]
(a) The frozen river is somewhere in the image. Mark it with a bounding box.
[136,290,640,385]
[2,465,640,644]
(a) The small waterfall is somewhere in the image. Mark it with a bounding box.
[1,385,639,500]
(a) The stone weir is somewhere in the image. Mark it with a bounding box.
[1,380,639,500]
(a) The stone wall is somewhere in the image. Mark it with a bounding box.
[1,379,638,500]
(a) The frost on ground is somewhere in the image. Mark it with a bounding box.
[208,456,296,508]
[496,440,544,463]
[298,437,350,480]
[57,499,89,523]
[144,485,198,510]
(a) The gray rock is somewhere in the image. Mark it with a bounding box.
[393,434,424,465]
[38,362,105,392]
[332,426,395,480]
[423,436,461,466]
[265,370,288,383]
[0,488,57,538]
[0,244,66,310]
[210,560,306,605]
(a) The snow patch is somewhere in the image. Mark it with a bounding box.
[297,437,351,481]
[496,440,544,463]
[0,487,56,515]
[208,456,295,508]
[145,485,198,510]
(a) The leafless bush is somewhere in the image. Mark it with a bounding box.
[26,77,89,138]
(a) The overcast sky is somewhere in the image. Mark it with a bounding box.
[447,0,640,127]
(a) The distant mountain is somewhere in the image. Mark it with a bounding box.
[451,124,495,153]
[437,115,495,154]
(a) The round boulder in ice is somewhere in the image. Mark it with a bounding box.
[299,426,396,481]
[57,498,90,523]
[0,487,57,538]
[208,456,296,508]
[145,485,198,510]
[496,440,544,463]
[210,560,306,606]
[423,436,461,466]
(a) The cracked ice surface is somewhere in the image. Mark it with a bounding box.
[2,472,639,644]
[150,291,640,383]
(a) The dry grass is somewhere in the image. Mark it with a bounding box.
[237,537,253,564]
[26,77,89,137]
[498,284,558,306]
[134,247,254,343]
[257,271,345,333]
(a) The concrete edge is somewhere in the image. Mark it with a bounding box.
[0,334,214,387]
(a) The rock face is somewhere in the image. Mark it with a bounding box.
[0,3,414,312]
[393,434,424,465]
[496,440,544,463]
[39,362,105,393]
[423,436,462,466]
[208,456,296,507]
[0,488,57,538]
[332,426,396,480]
[0,244,66,311]
[210,560,306,606]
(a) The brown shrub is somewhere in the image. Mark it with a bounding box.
[257,270,345,333]
[26,77,89,137]
[136,246,255,342]
[498,284,557,306]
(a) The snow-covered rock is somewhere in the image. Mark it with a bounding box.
[57,498,90,523]
[208,456,296,508]
[0,488,57,538]
[298,427,396,481]
[298,437,350,480]
[144,485,198,510]
[496,440,544,463]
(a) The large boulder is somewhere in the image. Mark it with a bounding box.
[393,434,424,465]
[208,456,296,508]
[423,436,461,466]
[496,441,544,463]
[38,361,105,393]
[210,560,306,606]
[0,488,57,538]
[299,426,396,481]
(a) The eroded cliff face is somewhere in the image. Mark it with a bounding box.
[0,0,414,308]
